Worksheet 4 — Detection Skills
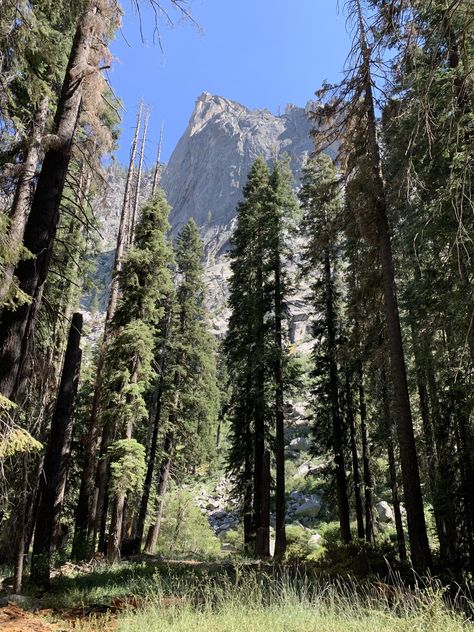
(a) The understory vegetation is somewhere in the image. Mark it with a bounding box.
[19,565,474,631]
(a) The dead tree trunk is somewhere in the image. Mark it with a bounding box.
[30,313,82,584]
[151,121,164,197]
[0,4,98,404]
[128,108,149,244]
[72,105,143,559]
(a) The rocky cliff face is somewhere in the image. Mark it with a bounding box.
[162,93,318,259]
[89,93,320,343]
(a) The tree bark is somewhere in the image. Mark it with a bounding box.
[273,252,286,559]
[253,256,267,556]
[135,343,167,548]
[325,250,351,542]
[30,313,82,584]
[410,323,457,564]
[387,423,407,562]
[128,107,149,244]
[135,307,172,548]
[12,456,28,594]
[357,362,374,543]
[0,97,49,307]
[380,364,407,561]
[355,0,431,572]
[0,4,97,404]
[346,373,364,540]
[255,450,271,558]
[144,431,173,553]
[73,106,143,559]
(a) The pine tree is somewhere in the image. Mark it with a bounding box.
[145,220,218,553]
[226,157,298,557]
[299,154,351,543]
[225,158,271,555]
[100,190,174,562]
[0,0,119,405]
[267,159,298,558]
[313,0,431,571]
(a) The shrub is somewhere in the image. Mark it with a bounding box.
[157,489,221,558]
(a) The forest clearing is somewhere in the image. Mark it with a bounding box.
[0,0,473,630]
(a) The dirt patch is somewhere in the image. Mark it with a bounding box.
[0,604,57,632]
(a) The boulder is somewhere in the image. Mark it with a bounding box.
[295,461,323,477]
[289,437,310,451]
[308,533,322,547]
[295,462,313,477]
[295,496,322,518]
[375,500,393,523]
[221,542,237,553]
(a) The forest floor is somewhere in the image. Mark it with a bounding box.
[0,559,472,631]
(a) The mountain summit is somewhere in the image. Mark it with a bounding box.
[162,93,317,258]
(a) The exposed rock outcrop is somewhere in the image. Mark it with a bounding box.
[162,93,320,260]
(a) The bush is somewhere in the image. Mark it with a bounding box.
[157,489,221,559]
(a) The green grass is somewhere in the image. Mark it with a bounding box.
[45,563,473,632]
[115,575,471,632]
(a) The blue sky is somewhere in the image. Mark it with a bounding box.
[108,1,352,165]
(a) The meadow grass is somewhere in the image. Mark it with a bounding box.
[59,565,473,632]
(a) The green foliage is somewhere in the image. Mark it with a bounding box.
[101,191,175,438]
[158,489,221,558]
[0,395,43,458]
[225,157,299,500]
[108,438,146,496]
[163,219,220,473]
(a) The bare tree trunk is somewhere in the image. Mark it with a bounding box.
[106,101,142,323]
[0,97,49,307]
[0,3,98,403]
[107,367,138,563]
[380,364,407,561]
[387,423,407,562]
[12,456,28,594]
[151,121,164,197]
[31,313,83,584]
[144,432,173,553]
[273,254,286,559]
[243,444,254,554]
[255,450,270,558]
[135,315,170,548]
[128,108,149,244]
[73,106,143,559]
[355,0,431,572]
[253,258,266,557]
[358,362,374,543]
[325,250,351,542]
[346,373,364,540]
